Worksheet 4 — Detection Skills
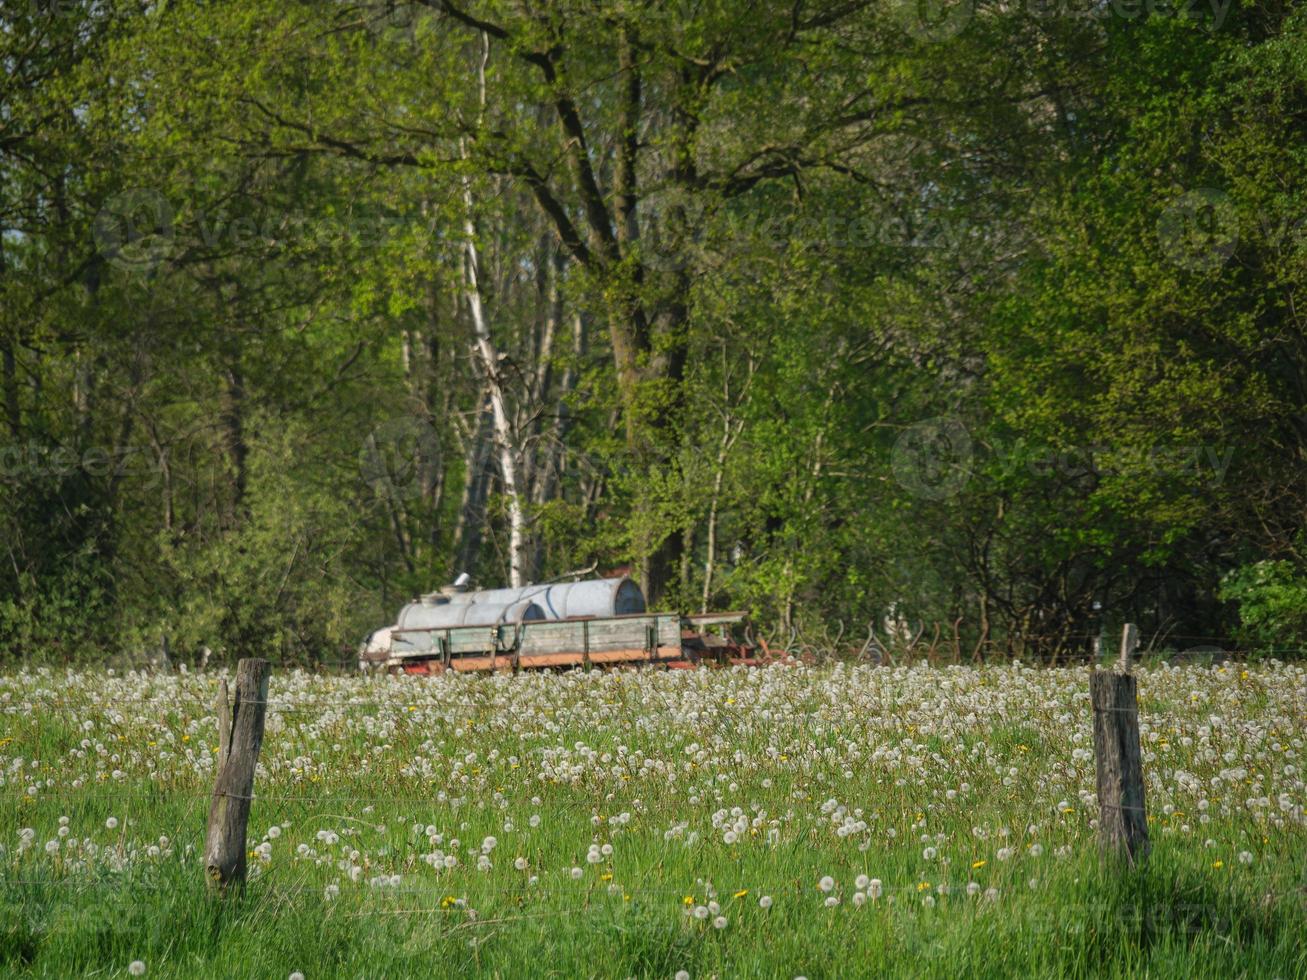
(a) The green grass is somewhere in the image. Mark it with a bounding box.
[0,846,1301,978]
[0,663,1303,978]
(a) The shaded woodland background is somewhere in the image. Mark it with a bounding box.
[2,0,1306,664]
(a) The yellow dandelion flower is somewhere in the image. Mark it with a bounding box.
[734,889,748,898]
[972,860,986,869]
[683,896,694,906]
[1212,861,1223,869]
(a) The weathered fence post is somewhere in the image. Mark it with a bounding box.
[205,658,270,891]
[1116,621,1139,671]
[1090,625,1149,866]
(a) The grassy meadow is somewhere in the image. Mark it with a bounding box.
[1,661,1304,978]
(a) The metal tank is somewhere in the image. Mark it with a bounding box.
[396,598,546,630]
[457,577,646,621]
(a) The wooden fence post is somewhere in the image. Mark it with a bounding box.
[1116,621,1139,671]
[1091,625,1149,866]
[205,658,270,891]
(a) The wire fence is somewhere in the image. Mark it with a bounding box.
[1,654,1299,913]
[2,625,1299,680]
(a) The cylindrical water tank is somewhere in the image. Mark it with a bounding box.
[458,577,645,620]
[396,598,546,630]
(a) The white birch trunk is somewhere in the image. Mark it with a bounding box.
[460,196,527,588]
[457,32,529,587]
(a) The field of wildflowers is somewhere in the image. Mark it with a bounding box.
[1,661,1304,978]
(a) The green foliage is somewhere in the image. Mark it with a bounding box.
[1219,560,1307,653]
[1,1,1305,660]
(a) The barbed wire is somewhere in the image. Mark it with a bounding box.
[1,640,1298,691]
[0,681,1269,714]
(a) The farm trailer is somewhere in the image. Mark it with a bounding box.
[358,576,757,674]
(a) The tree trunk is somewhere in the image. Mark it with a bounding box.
[0,229,18,439]
[461,193,528,588]
[217,323,247,526]
[460,38,528,587]
[453,400,493,578]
